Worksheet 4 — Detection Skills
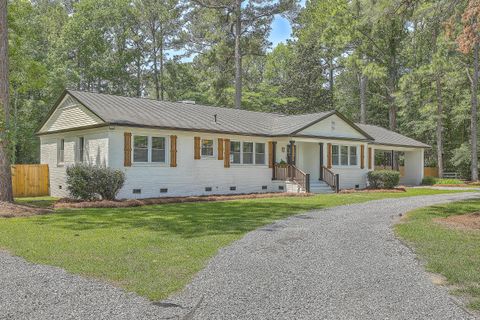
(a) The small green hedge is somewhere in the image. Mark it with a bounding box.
[421,177,464,185]
[367,170,400,189]
[66,164,125,200]
[421,176,437,186]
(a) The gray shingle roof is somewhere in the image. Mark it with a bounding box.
[356,124,430,148]
[48,90,428,148]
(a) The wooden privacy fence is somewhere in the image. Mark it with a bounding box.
[11,164,49,197]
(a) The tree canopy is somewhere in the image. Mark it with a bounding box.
[5,0,480,179]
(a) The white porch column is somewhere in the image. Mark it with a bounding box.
[403,148,424,185]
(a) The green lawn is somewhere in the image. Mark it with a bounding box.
[15,196,59,208]
[395,199,480,310]
[0,188,469,301]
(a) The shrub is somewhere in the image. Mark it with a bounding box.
[434,178,463,185]
[66,164,125,201]
[421,176,437,186]
[367,170,400,189]
[66,164,97,201]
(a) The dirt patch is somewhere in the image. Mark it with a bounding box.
[434,212,480,230]
[54,192,313,209]
[339,187,407,194]
[0,202,52,218]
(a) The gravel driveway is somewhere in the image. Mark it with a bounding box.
[1,193,479,320]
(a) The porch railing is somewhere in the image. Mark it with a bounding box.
[322,166,339,193]
[274,164,310,193]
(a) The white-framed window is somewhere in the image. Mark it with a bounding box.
[332,144,358,166]
[133,135,167,164]
[230,141,241,164]
[255,143,266,165]
[243,142,254,164]
[58,138,65,165]
[349,146,357,166]
[332,145,339,165]
[201,139,214,158]
[133,136,149,162]
[151,137,166,163]
[77,137,85,163]
[230,141,266,165]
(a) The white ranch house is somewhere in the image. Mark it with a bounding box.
[38,90,429,199]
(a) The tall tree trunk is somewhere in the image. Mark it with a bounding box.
[329,57,334,108]
[0,0,13,202]
[359,73,367,124]
[432,27,444,178]
[151,24,160,100]
[435,74,444,178]
[159,34,164,101]
[471,41,479,181]
[136,54,142,97]
[234,0,242,109]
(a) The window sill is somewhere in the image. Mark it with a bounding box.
[132,163,169,167]
[332,166,361,169]
[231,164,268,167]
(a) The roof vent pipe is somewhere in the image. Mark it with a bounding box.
[214,114,217,123]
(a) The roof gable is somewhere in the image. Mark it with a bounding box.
[293,112,372,140]
[38,93,105,133]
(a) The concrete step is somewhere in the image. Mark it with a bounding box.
[309,180,335,194]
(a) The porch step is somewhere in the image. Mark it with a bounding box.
[310,181,335,194]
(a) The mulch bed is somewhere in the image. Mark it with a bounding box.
[54,192,313,209]
[0,202,52,218]
[434,212,480,231]
[339,187,407,194]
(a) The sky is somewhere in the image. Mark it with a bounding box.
[176,0,305,61]
[268,0,306,47]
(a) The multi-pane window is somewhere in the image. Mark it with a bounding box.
[243,142,254,164]
[133,136,167,163]
[58,139,65,164]
[201,139,214,157]
[332,145,339,166]
[229,141,266,165]
[133,136,149,162]
[349,146,357,166]
[340,146,348,165]
[151,137,166,163]
[332,144,358,166]
[230,141,241,164]
[255,143,265,165]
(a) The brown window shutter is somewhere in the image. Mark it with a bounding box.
[224,139,230,168]
[360,145,365,169]
[124,132,132,167]
[268,141,274,168]
[170,135,177,167]
[218,138,224,160]
[368,147,373,169]
[327,143,332,169]
[194,136,201,160]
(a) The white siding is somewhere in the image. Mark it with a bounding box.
[40,128,110,197]
[40,95,103,133]
[109,127,279,199]
[299,114,366,140]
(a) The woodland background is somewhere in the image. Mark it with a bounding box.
[6,0,480,178]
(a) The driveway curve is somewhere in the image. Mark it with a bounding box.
[1,193,479,320]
